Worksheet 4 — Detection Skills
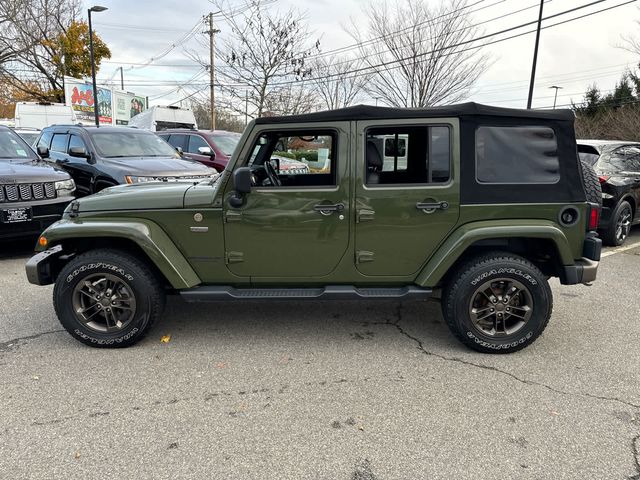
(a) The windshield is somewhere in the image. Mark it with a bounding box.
[91,131,180,158]
[578,151,599,166]
[15,132,40,146]
[0,130,37,160]
[211,133,241,156]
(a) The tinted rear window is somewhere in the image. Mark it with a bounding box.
[476,126,560,184]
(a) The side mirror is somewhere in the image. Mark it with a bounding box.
[69,146,89,158]
[228,167,252,208]
[198,146,215,158]
[175,146,183,155]
[37,146,50,159]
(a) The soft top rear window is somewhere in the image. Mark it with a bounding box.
[476,126,560,184]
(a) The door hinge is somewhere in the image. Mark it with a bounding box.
[225,251,244,264]
[225,211,242,223]
[356,250,375,263]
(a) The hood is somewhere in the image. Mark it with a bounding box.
[0,159,70,183]
[104,156,215,177]
[74,182,194,213]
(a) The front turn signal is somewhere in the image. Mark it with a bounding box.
[38,236,48,248]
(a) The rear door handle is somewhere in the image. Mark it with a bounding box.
[313,203,345,215]
[416,201,449,213]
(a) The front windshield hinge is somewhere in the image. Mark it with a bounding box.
[69,201,80,218]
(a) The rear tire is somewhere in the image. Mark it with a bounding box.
[580,160,602,207]
[53,249,165,347]
[603,200,633,246]
[442,252,553,354]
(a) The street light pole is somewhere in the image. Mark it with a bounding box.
[549,85,563,109]
[88,5,108,127]
[526,0,544,109]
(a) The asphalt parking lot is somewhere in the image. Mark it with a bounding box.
[1,232,640,480]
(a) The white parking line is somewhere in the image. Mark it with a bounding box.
[601,239,640,257]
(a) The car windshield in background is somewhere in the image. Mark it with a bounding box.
[211,133,241,156]
[578,151,599,166]
[0,130,37,160]
[91,131,180,159]
[16,132,39,146]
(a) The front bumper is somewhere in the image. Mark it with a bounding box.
[0,198,72,240]
[25,245,65,286]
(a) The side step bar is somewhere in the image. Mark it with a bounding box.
[180,285,432,302]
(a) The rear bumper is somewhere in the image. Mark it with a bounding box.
[560,233,601,285]
[25,245,64,286]
[561,258,599,285]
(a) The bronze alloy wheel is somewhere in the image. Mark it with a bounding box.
[71,273,137,333]
[468,278,533,338]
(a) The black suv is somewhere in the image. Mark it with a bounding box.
[35,126,218,197]
[578,140,640,246]
[0,126,75,240]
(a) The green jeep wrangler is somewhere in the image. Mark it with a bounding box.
[25,103,602,353]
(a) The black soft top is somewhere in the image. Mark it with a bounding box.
[254,102,575,124]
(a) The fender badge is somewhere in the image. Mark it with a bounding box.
[194,213,203,222]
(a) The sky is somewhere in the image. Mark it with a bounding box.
[84,0,640,111]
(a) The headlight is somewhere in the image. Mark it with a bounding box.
[54,179,75,195]
[125,175,157,184]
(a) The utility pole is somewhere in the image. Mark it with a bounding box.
[206,13,221,130]
[549,85,563,109]
[120,66,124,90]
[245,90,248,127]
[526,0,544,109]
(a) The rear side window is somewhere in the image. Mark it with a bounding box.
[476,126,560,184]
[365,125,451,185]
[50,133,69,153]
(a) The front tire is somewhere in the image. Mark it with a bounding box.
[53,249,165,347]
[442,252,553,354]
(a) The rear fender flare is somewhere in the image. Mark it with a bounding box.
[415,220,574,287]
[39,219,200,289]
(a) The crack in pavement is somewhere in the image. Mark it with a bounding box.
[0,329,65,352]
[371,303,640,410]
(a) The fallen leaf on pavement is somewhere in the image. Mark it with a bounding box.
[74,451,80,459]
[160,335,171,344]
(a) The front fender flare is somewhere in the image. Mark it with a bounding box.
[38,218,201,289]
[415,220,575,288]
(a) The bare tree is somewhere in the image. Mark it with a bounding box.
[311,56,370,110]
[204,0,320,117]
[0,0,92,101]
[262,83,317,116]
[347,0,490,107]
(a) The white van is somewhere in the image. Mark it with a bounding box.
[129,105,197,131]
[14,102,77,129]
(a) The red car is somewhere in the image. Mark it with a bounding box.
[158,129,241,172]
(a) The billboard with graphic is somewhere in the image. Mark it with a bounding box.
[65,76,144,125]
[113,91,147,125]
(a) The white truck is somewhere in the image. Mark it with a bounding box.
[129,105,197,131]
[14,102,77,129]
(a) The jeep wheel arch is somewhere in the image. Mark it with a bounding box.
[415,220,575,288]
[38,219,201,289]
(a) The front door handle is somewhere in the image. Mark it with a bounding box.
[313,203,345,216]
[416,201,449,214]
